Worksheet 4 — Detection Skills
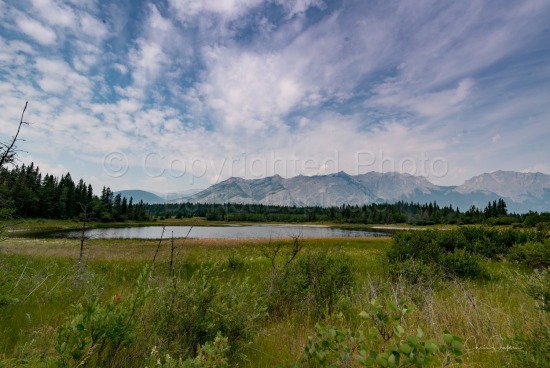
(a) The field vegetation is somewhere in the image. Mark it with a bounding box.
[1,225,548,367]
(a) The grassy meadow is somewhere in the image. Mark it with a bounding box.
[0,223,548,367]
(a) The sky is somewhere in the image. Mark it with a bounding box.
[1,0,549,195]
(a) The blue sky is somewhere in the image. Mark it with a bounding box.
[1,0,549,194]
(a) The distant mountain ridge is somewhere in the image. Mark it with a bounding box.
[176,171,550,213]
[115,190,164,204]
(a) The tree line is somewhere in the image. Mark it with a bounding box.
[2,163,550,227]
[0,163,147,221]
[145,198,541,226]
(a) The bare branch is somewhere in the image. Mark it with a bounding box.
[281,234,303,269]
[152,226,166,264]
[74,202,91,284]
[0,101,29,168]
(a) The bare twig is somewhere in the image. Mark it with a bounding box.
[23,274,51,301]
[260,233,304,295]
[1,102,30,246]
[12,260,29,290]
[152,226,166,264]
[0,101,29,168]
[75,202,91,284]
[174,225,193,261]
[169,231,175,277]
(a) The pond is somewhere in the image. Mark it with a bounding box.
[61,225,389,239]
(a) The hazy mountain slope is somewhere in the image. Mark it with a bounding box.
[283,172,375,206]
[454,171,550,201]
[115,190,164,204]
[354,172,439,200]
[452,171,550,212]
[180,171,550,212]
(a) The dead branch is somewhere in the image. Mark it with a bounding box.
[0,101,29,168]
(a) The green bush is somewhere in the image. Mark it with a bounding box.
[388,230,492,279]
[56,266,150,367]
[508,241,550,269]
[145,332,230,368]
[226,253,245,271]
[516,267,550,312]
[272,250,355,317]
[486,216,516,226]
[149,266,265,361]
[387,230,443,263]
[439,249,488,279]
[509,267,550,367]
[301,299,463,367]
[510,325,550,368]
[390,257,440,280]
[388,227,549,280]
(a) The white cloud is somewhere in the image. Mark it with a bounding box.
[30,0,76,28]
[126,4,189,96]
[275,0,325,19]
[129,39,166,88]
[1,0,549,193]
[368,78,475,118]
[168,0,264,22]
[199,47,306,132]
[79,13,108,41]
[34,57,93,98]
[15,15,57,45]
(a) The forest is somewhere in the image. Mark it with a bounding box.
[0,163,147,222]
[147,197,520,225]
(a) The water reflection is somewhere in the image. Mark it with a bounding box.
[63,225,388,239]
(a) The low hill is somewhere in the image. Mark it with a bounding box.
[115,190,164,204]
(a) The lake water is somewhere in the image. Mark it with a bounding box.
[63,225,389,239]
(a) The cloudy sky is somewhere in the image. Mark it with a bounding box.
[1,0,549,194]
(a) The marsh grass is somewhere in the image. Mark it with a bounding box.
[0,235,546,367]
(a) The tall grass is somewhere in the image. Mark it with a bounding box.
[0,231,547,367]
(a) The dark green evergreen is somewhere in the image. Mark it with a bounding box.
[0,163,147,222]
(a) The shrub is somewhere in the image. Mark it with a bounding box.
[272,250,355,317]
[388,230,490,279]
[387,231,443,263]
[301,299,464,367]
[56,266,150,367]
[516,267,550,312]
[149,266,265,361]
[486,216,515,226]
[510,325,550,368]
[145,332,230,368]
[388,258,442,287]
[508,241,550,269]
[226,253,245,271]
[439,249,488,279]
[509,267,550,367]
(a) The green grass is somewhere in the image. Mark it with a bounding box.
[0,234,546,367]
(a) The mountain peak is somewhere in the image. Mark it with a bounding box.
[178,171,550,212]
[454,171,550,203]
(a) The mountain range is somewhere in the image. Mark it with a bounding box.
[115,190,164,204]
[115,189,204,204]
[170,171,550,213]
